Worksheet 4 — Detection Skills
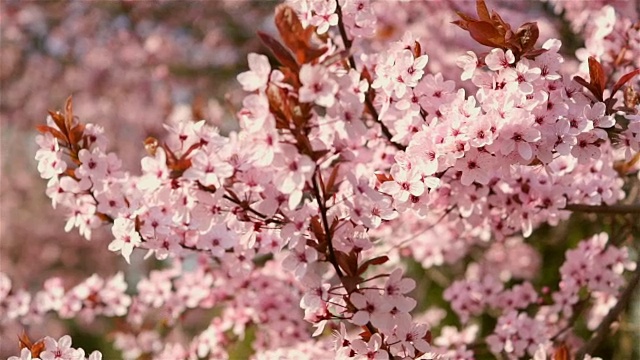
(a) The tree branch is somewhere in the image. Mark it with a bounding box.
[576,260,640,359]
[565,203,640,214]
[311,172,344,278]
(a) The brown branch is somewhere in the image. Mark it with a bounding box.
[576,261,640,359]
[565,203,640,214]
[311,172,344,278]
[310,170,380,337]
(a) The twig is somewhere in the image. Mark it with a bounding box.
[310,170,379,337]
[311,172,344,278]
[576,261,640,359]
[565,203,640,214]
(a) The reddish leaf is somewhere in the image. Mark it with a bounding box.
[96,212,113,222]
[334,250,357,277]
[360,66,373,84]
[476,0,491,22]
[451,19,468,31]
[30,341,45,358]
[36,125,67,143]
[47,110,66,133]
[311,149,330,162]
[611,68,640,97]
[275,6,305,51]
[324,165,341,200]
[358,325,373,341]
[452,11,476,30]
[573,76,591,89]
[523,48,548,59]
[274,5,326,64]
[257,31,299,71]
[144,137,159,156]
[68,124,85,146]
[35,125,50,134]
[341,275,361,294]
[413,41,422,58]
[489,10,510,33]
[588,56,606,100]
[18,331,45,358]
[424,330,432,344]
[467,21,504,48]
[624,85,639,108]
[161,144,178,169]
[64,168,76,178]
[18,330,32,350]
[64,96,74,130]
[552,343,569,360]
[573,75,600,99]
[375,172,393,183]
[310,216,325,245]
[357,255,389,275]
[515,22,539,52]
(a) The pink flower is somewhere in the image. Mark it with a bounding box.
[309,0,338,34]
[485,48,515,71]
[8,348,37,360]
[454,148,493,186]
[299,64,339,107]
[282,242,318,278]
[350,333,389,360]
[498,116,541,161]
[108,218,142,263]
[183,149,234,187]
[197,223,237,257]
[139,148,169,191]
[380,165,425,203]
[388,317,431,358]
[349,291,393,329]
[571,132,602,163]
[40,335,76,360]
[238,94,272,133]
[237,53,271,92]
[456,51,479,80]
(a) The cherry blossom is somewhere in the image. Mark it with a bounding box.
[7,0,640,359]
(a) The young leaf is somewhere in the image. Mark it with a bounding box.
[476,0,491,22]
[36,125,67,143]
[552,343,569,360]
[611,68,640,97]
[588,56,606,101]
[335,250,357,277]
[47,110,67,134]
[573,75,599,100]
[257,31,299,72]
[357,255,389,275]
[324,165,341,200]
[516,22,539,52]
[18,330,32,350]
[467,21,504,48]
[64,96,74,130]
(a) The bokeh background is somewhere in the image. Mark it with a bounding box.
[1,1,278,356]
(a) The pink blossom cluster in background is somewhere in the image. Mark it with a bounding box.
[1,1,275,354]
[2,0,640,359]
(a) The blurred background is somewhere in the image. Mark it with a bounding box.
[0,1,278,356]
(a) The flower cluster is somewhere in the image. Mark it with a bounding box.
[1,272,129,326]
[437,233,635,359]
[8,335,102,360]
